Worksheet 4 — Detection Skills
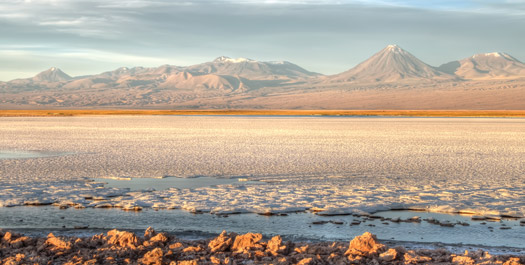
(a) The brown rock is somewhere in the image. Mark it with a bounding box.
[254,250,266,258]
[139,247,163,265]
[176,260,199,265]
[107,229,141,249]
[347,254,363,263]
[403,250,432,264]
[267,235,291,256]
[10,236,31,248]
[3,258,18,265]
[183,245,203,253]
[232,232,263,253]
[209,231,235,253]
[150,233,169,243]
[344,232,385,256]
[169,242,184,251]
[296,257,314,265]
[380,248,399,261]
[3,231,13,242]
[45,233,72,251]
[451,255,475,265]
[144,227,157,239]
[210,256,221,264]
[17,253,25,260]
[294,245,309,254]
[503,257,523,265]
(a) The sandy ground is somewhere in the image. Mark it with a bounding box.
[1,110,525,117]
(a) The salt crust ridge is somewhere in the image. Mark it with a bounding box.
[0,176,523,219]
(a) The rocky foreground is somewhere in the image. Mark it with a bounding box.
[0,229,523,265]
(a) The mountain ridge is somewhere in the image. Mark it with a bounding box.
[1,45,524,109]
[5,46,525,83]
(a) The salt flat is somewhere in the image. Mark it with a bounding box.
[0,116,524,217]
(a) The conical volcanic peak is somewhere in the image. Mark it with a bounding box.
[327,45,453,83]
[32,67,72,82]
[439,52,525,79]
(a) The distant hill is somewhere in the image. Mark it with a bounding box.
[438,52,525,79]
[32,67,72,82]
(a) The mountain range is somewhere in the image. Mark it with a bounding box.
[1,45,524,109]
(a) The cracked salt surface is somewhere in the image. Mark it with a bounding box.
[0,116,524,233]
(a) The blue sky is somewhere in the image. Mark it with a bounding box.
[0,0,524,81]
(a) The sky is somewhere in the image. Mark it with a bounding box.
[0,0,524,81]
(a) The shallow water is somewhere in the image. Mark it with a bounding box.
[0,150,70,160]
[93,176,260,191]
[0,207,523,253]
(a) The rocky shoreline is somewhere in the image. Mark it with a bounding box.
[1,228,523,265]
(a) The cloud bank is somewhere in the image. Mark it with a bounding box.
[0,0,524,80]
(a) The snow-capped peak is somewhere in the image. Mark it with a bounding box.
[472,52,516,61]
[50,67,57,71]
[214,56,255,63]
[472,52,505,58]
[485,52,502,57]
[385,44,403,53]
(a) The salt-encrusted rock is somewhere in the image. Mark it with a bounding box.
[266,235,291,256]
[45,233,71,251]
[344,232,385,256]
[209,231,235,253]
[139,247,163,265]
[409,216,421,223]
[232,232,264,253]
[380,248,399,261]
[107,229,141,249]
